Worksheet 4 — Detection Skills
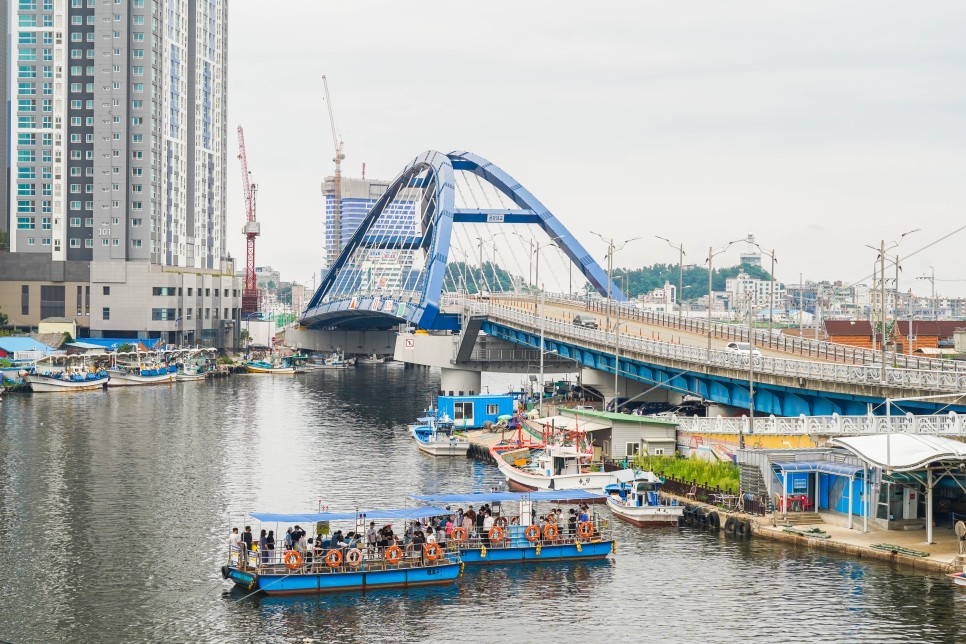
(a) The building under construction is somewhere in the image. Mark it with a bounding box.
[321,177,420,282]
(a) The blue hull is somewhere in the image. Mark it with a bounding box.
[459,540,613,564]
[229,562,463,595]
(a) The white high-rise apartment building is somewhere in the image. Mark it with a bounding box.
[3,0,240,346]
[8,0,227,267]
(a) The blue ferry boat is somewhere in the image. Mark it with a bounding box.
[410,490,615,565]
[222,506,463,595]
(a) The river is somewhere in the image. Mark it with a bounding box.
[1,365,964,643]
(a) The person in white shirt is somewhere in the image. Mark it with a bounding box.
[228,527,241,551]
[425,526,437,544]
[482,512,495,546]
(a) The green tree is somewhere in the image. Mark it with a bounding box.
[0,307,8,325]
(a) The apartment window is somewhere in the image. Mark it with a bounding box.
[41,238,51,246]
[187,288,193,296]
[102,307,110,320]
[131,239,142,248]
[112,239,119,246]
[85,218,93,227]
[103,286,110,296]
[205,288,210,296]
[41,217,51,230]
[224,308,229,319]
[70,218,81,227]
[69,238,80,248]
[22,286,30,316]
[151,308,176,321]
[625,442,640,457]
[85,286,90,314]
[84,239,93,248]
[77,285,83,315]
[102,239,109,247]
[132,202,143,210]
[27,238,36,246]
[131,218,142,227]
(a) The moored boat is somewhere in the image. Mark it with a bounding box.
[604,471,685,527]
[222,506,462,595]
[26,369,110,392]
[106,364,177,386]
[357,354,386,365]
[410,490,615,565]
[948,568,966,587]
[244,359,296,374]
[491,442,633,492]
[410,413,470,456]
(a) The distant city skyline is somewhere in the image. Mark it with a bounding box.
[225,0,966,299]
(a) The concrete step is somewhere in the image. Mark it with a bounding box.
[781,513,824,526]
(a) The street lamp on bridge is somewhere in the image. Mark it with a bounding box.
[590,232,640,335]
[705,239,745,353]
[751,242,778,336]
[655,236,686,325]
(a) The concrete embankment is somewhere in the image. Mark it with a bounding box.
[663,491,961,575]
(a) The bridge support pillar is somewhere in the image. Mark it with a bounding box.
[439,368,482,397]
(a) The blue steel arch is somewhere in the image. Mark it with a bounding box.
[301,150,622,330]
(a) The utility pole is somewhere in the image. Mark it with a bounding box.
[880,239,887,384]
[917,267,936,320]
[747,294,755,442]
[752,243,778,337]
[706,240,742,352]
[798,273,803,338]
[656,236,685,326]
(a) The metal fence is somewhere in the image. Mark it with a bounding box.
[477,301,966,393]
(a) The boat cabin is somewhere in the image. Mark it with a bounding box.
[606,472,664,507]
[535,445,587,477]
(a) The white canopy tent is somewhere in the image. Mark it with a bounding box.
[831,434,966,543]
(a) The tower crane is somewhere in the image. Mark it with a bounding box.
[322,75,345,265]
[237,125,259,315]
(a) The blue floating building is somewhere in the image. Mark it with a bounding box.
[437,394,516,429]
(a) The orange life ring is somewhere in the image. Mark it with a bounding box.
[544,524,559,540]
[345,548,363,567]
[524,525,540,542]
[578,521,593,538]
[488,525,505,542]
[385,545,403,564]
[424,543,442,561]
[494,516,508,527]
[451,527,467,542]
[284,550,302,570]
[325,549,343,568]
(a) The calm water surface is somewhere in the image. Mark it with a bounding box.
[1,365,964,643]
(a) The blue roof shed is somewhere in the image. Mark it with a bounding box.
[438,394,516,429]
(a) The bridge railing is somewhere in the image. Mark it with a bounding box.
[477,302,966,393]
[526,291,966,374]
[673,413,965,435]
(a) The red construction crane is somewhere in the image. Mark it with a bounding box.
[237,125,260,315]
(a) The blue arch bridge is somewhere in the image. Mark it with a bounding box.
[294,149,966,418]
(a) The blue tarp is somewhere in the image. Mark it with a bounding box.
[0,337,57,355]
[409,490,607,504]
[771,461,864,477]
[250,506,453,524]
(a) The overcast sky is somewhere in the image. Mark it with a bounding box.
[227,1,966,297]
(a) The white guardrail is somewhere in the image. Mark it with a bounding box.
[473,302,966,393]
[673,413,966,436]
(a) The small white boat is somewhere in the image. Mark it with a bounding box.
[491,442,633,493]
[26,370,110,392]
[106,365,177,386]
[948,569,966,587]
[356,354,386,365]
[605,471,685,527]
[175,368,207,381]
[411,415,470,456]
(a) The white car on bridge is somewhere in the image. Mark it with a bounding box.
[725,342,762,357]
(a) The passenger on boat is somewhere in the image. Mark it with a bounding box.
[241,526,254,551]
[266,530,275,562]
[425,526,437,544]
[259,530,269,564]
[482,512,494,546]
[462,510,475,536]
[568,510,577,536]
[475,506,487,535]
[366,522,378,552]
[229,527,241,551]
[284,528,294,550]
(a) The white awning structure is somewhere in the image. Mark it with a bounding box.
[830,434,966,472]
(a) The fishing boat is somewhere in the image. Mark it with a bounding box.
[221,506,463,595]
[305,351,355,370]
[26,368,110,392]
[357,354,386,365]
[604,471,685,527]
[410,490,615,565]
[175,365,207,381]
[106,364,177,386]
[410,413,470,456]
[244,357,297,374]
[491,442,632,492]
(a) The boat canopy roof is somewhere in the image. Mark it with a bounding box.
[771,461,865,477]
[250,506,452,523]
[409,490,606,504]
